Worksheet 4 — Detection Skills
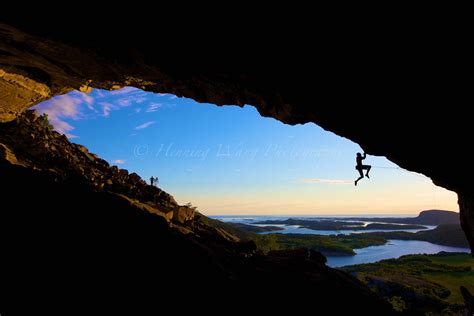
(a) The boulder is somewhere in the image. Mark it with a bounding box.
[75,144,96,162]
[75,144,89,154]
[119,169,129,177]
[129,172,141,184]
[173,206,195,224]
[97,158,109,167]
[0,143,18,164]
[162,209,174,221]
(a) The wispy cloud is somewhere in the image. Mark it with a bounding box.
[299,178,353,185]
[99,97,140,117]
[81,93,94,109]
[135,97,147,104]
[99,102,113,117]
[110,87,139,95]
[33,87,166,137]
[146,103,162,112]
[95,90,106,98]
[116,96,144,107]
[112,159,125,164]
[117,98,132,107]
[135,121,155,130]
[33,92,90,138]
[109,88,149,108]
[155,92,178,99]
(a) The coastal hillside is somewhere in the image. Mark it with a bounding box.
[363,224,470,248]
[413,210,460,225]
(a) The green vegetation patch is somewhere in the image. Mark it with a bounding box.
[343,252,474,314]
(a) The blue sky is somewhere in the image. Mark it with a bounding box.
[33,87,457,215]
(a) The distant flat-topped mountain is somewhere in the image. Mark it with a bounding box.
[343,210,459,226]
[410,210,460,225]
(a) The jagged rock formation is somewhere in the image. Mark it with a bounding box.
[0,111,395,313]
[0,20,472,254]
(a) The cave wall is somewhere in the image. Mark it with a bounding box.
[0,20,472,253]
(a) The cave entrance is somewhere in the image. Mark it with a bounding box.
[30,87,468,267]
[2,86,469,313]
[32,87,458,217]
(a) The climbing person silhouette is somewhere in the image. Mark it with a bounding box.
[355,152,371,186]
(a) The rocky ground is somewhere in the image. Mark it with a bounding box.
[0,110,190,223]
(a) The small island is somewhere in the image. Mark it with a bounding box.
[254,218,427,231]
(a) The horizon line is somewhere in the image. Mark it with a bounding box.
[205,210,458,217]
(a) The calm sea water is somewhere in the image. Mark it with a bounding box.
[212,215,436,235]
[326,240,470,267]
[211,215,470,266]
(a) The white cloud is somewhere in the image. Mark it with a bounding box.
[135,97,147,104]
[155,93,179,100]
[117,97,132,107]
[100,87,151,113]
[99,102,113,117]
[81,93,96,112]
[146,103,162,112]
[116,95,147,107]
[135,121,155,130]
[299,178,353,185]
[112,159,125,164]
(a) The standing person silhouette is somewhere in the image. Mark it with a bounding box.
[150,176,159,187]
[355,152,371,186]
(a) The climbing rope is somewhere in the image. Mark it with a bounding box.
[372,165,426,178]
[372,165,438,208]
